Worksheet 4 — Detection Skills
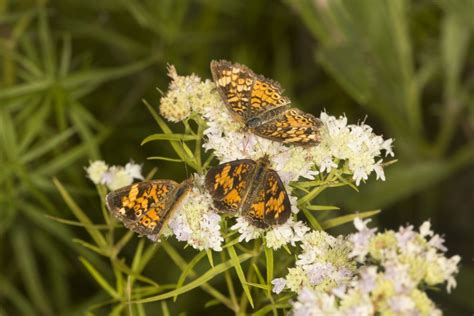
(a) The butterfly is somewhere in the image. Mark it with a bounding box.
[105,178,193,241]
[205,155,291,228]
[210,60,322,146]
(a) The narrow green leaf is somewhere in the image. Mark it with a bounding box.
[45,215,111,229]
[20,128,75,163]
[207,249,215,268]
[13,228,53,315]
[174,251,207,301]
[143,100,199,171]
[306,205,340,211]
[134,253,253,304]
[0,276,36,316]
[62,57,157,90]
[302,209,322,231]
[297,184,328,207]
[79,257,119,299]
[204,299,221,308]
[264,246,273,296]
[245,282,268,290]
[252,303,291,316]
[321,210,381,230]
[161,301,170,316]
[53,178,107,248]
[73,239,108,256]
[147,156,184,162]
[227,244,254,308]
[0,79,52,99]
[141,133,198,144]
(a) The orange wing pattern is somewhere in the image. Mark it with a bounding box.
[106,179,192,237]
[210,60,255,121]
[252,108,322,144]
[206,156,292,227]
[205,159,256,214]
[210,60,321,146]
[261,170,291,225]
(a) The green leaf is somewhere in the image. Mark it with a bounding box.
[321,210,380,230]
[13,228,53,315]
[264,246,273,296]
[227,244,254,308]
[245,282,268,290]
[252,303,290,316]
[141,133,198,144]
[134,253,253,304]
[53,178,107,248]
[306,204,340,211]
[79,257,119,299]
[147,156,184,162]
[174,251,207,301]
[302,209,322,231]
[20,128,75,163]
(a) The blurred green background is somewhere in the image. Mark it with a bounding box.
[1,0,473,315]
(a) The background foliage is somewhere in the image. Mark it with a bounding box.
[0,0,473,315]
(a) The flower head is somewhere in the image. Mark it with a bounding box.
[167,175,224,251]
[86,160,144,191]
[283,219,460,314]
[86,160,109,184]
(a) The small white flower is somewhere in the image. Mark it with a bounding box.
[310,112,394,186]
[168,182,224,251]
[271,278,286,294]
[265,219,310,250]
[349,218,377,262]
[124,162,144,181]
[86,160,109,184]
[231,217,265,242]
[103,167,134,191]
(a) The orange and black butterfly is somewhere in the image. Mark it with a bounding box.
[106,178,193,240]
[210,60,322,146]
[205,155,291,228]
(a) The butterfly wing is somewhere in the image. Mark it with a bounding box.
[211,60,291,122]
[247,75,291,120]
[252,108,322,145]
[106,180,180,236]
[205,159,256,214]
[211,60,255,122]
[245,168,291,227]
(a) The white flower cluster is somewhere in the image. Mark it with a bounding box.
[157,66,395,249]
[231,217,310,250]
[165,176,224,252]
[159,65,222,122]
[275,219,460,315]
[86,160,144,190]
[311,113,394,185]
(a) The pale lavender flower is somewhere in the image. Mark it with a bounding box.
[271,278,286,294]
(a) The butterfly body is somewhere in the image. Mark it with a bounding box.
[210,60,322,145]
[106,178,193,240]
[205,156,291,228]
